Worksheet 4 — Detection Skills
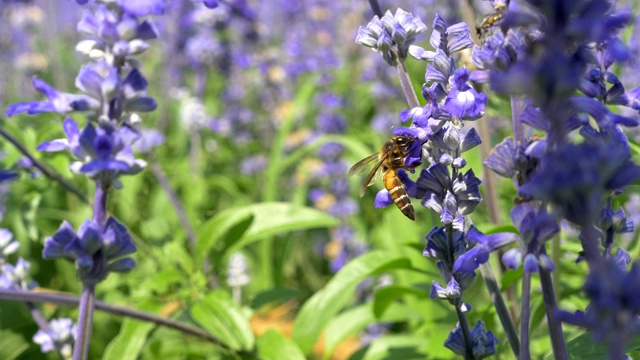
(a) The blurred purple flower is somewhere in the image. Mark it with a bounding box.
[43,217,136,284]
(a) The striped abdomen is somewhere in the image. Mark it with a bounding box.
[383,168,415,220]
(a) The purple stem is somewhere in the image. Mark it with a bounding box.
[395,61,421,109]
[519,271,531,360]
[367,0,383,17]
[0,289,225,347]
[93,185,108,226]
[511,96,524,144]
[538,247,568,360]
[72,284,95,360]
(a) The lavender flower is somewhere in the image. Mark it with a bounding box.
[356,8,427,66]
[518,142,640,226]
[0,258,37,291]
[43,218,136,285]
[33,318,77,359]
[444,321,499,359]
[0,229,19,264]
[500,203,558,272]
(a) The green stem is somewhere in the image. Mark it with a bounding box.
[478,262,520,357]
[538,247,568,360]
[519,271,531,360]
[455,303,475,360]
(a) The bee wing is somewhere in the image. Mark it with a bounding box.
[348,153,388,198]
[358,159,386,197]
[348,153,379,177]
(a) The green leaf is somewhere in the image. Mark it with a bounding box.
[257,329,306,360]
[190,290,255,351]
[323,305,372,360]
[251,288,304,310]
[102,319,154,359]
[550,332,640,360]
[372,285,428,318]
[0,330,28,360]
[291,251,411,354]
[475,222,519,235]
[196,202,339,264]
[349,334,428,360]
[195,209,254,266]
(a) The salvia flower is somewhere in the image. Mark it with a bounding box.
[453,226,518,273]
[0,229,19,264]
[557,252,640,348]
[0,258,37,290]
[412,163,482,225]
[410,11,474,61]
[32,318,77,359]
[37,118,146,184]
[422,225,476,290]
[472,28,527,76]
[43,218,136,284]
[443,68,486,120]
[501,203,558,272]
[356,8,427,66]
[444,321,499,359]
[75,5,159,64]
[5,78,99,117]
[518,142,640,226]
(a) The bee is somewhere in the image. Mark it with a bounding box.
[477,10,505,40]
[477,0,508,41]
[348,135,421,220]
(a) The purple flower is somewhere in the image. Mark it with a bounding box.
[519,142,640,225]
[356,8,427,66]
[38,119,146,181]
[0,229,19,263]
[117,0,165,16]
[443,68,487,120]
[453,227,518,273]
[0,258,37,290]
[6,78,99,117]
[410,12,474,61]
[430,277,461,301]
[416,163,482,224]
[558,254,640,347]
[444,321,498,358]
[192,0,219,9]
[43,217,137,284]
[501,203,558,272]
[32,318,77,358]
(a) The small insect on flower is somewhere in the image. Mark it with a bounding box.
[348,135,421,220]
[476,0,508,41]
